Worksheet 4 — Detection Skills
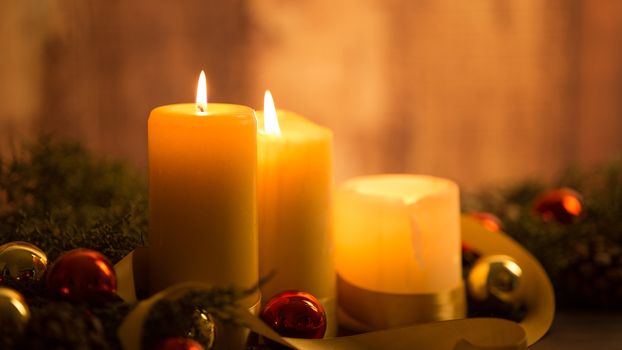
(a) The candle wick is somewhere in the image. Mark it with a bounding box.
[197,105,205,113]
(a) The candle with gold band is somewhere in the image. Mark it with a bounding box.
[256,91,336,336]
[334,174,464,330]
[148,71,258,308]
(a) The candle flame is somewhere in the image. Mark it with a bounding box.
[196,70,208,115]
[263,90,281,136]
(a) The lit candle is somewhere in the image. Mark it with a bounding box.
[334,175,464,330]
[256,91,336,336]
[148,71,258,307]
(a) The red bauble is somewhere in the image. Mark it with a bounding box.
[155,337,204,350]
[533,188,583,224]
[46,249,117,304]
[260,291,327,339]
[469,212,502,232]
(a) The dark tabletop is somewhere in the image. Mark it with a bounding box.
[532,311,622,349]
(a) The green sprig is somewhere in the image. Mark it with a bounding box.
[464,161,622,308]
[0,137,147,262]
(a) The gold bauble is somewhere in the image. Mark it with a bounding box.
[467,254,523,304]
[0,287,30,333]
[0,241,48,283]
[188,310,216,349]
[144,297,216,350]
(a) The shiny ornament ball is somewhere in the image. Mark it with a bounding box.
[46,249,117,304]
[0,241,48,284]
[0,287,30,334]
[533,188,583,224]
[187,310,216,349]
[155,337,204,350]
[260,291,327,339]
[467,255,523,304]
[468,212,502,232]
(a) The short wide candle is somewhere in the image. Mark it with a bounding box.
[148,102,258,306]
[334,175,464,329]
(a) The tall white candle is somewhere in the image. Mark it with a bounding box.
[148,72,259,308]
[256,91,336,336]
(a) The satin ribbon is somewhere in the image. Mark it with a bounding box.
[337,276,466,331]
[117,282,527,350]
[115,254,526,350]
[117,282,261,350]
[318,296,337,337]
[113,215,554,349]
[460,217,555,346]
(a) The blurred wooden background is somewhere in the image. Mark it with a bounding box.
[1,0,621,189]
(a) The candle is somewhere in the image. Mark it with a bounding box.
[148,71,258,307]
[334,175,464,329]
[256,91,336,336]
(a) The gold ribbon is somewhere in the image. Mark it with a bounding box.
[115,246,149,303]
[461,217,555,346]
[337,276,465,331]
[318,296,337,338]
[117,282,261,350]
[114,215,554,349]
[117,282,527,350]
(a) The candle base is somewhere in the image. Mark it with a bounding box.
[319,296,337,338]
[336,275,466,332]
